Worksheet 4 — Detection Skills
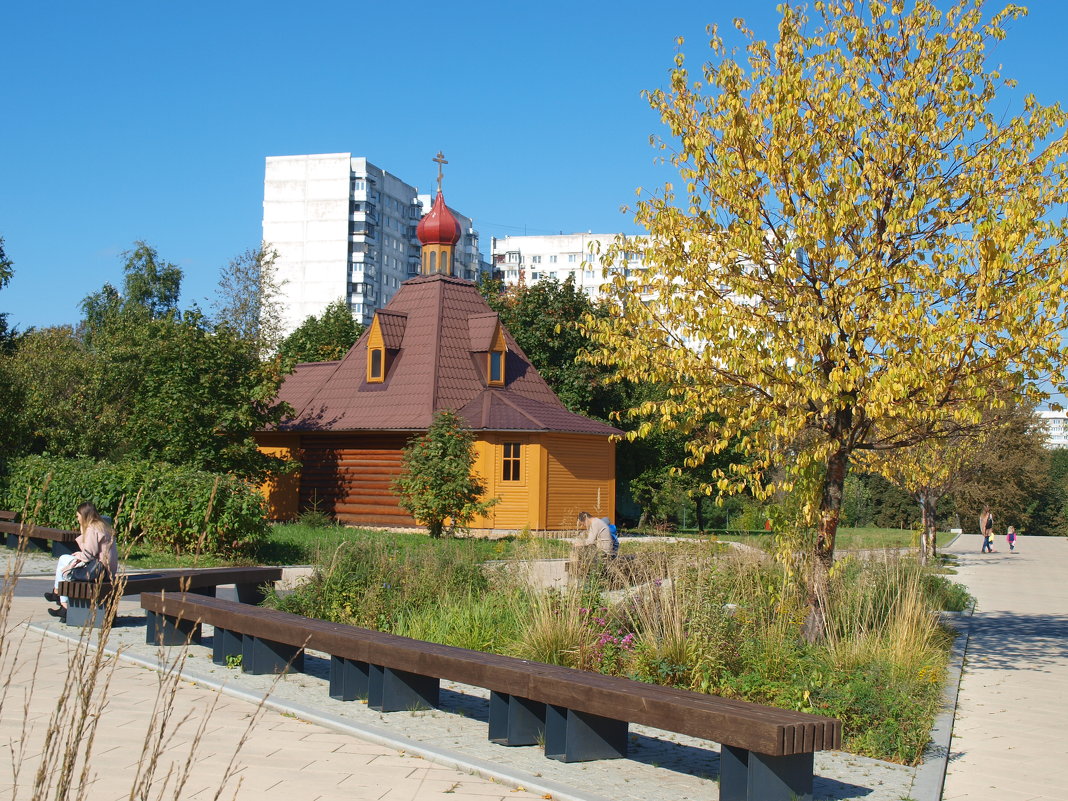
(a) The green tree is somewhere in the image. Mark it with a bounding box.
[393,410,497,538]
[479,274,620,420]
[9,243,290,477]
[82,241,181,332]
[212,244,286,359]
[94,308,290,476]
[0,237,21,468]
[0,236,13,351]
[278,299,364,366]
[581,0,1068,638]
[5,326,115,458]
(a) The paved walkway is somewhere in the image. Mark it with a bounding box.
[0,578,545,801]
[941,534,1068,801]
[12,533,1065,801]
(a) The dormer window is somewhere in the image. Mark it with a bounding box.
[489,350,504,385]
[487,325,507,387]
[368,347,384,382]
[365,310,407,385]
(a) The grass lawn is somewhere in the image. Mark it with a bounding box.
[120,522,571,569]
[630,526,942,552]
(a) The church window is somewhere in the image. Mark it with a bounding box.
[489,350,504,385]
[502,443,521,481]
[430,251,438,273]
[368,348,384,382]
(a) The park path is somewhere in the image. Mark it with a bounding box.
[940,534,1068,801]
[0,587,544,801]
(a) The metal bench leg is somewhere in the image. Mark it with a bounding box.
[234,581,272,605]
[329,656,370,701]
[212,628,244,666]
[544,704,628,762]
[242,636,303,675]
[489,692,546,746]
[367,664,439,712]
[146,610,202,646]
[720,745,813,801]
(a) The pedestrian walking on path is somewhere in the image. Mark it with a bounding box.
[1007,525,1018,552]
[980,505,995,553]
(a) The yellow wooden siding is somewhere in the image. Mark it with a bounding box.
[255,433,301,521]
[544,434,616,529]
[470,434,544,529]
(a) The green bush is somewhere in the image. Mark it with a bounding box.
[2,454,269,556]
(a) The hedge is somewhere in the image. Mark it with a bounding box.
[2,455,269,556]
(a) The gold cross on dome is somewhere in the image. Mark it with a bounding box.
[433,151,448,192]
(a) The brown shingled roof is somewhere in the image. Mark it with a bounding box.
[276,274,619,437]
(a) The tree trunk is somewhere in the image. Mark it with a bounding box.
[918,490,938,566]
[803,449,847,643]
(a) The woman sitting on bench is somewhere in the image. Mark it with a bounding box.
[45,502,119,623]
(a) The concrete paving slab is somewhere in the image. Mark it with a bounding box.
[941,534,1068,801]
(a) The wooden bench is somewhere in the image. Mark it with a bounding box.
[0,520,80,557]
[0,510,15,522]
[141,592,840,801]
[58,567,282,628]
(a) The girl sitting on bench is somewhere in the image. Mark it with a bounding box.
[45,502,119,623]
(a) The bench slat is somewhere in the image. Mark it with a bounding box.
[141,592,840,756]
[60,567,283,600]
[0,521,79,541]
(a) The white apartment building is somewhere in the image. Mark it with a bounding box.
[263,153,489,334]
[1038,409,1068,448]
[490,233,642,298]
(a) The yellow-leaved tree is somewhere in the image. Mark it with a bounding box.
[581,0,1068,639]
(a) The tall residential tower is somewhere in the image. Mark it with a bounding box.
[263,153,489,335]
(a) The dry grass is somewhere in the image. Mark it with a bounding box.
[0,509,271,801]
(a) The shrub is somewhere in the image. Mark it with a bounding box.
[2,454,269,556]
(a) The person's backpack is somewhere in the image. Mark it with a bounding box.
[601,517,620,554]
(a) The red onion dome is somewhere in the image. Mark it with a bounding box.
[417,191,461,246]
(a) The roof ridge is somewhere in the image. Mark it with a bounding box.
[429,277,445,411]
[486,389,545,428]
[286,357,348,420]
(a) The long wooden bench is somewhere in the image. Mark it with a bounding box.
[142,592,840,801]
[58,567,282,628]
[0,520,80,557]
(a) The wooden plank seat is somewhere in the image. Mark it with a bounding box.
[141,592,840,801]
[0,520,80,557]
[0,510,16,522]
[58,566,282,628]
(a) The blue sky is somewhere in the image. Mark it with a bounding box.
[1,1,1066,333]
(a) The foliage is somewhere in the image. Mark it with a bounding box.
[580,1,1068,636]
[4,243,289,478]
[0,236,21,470]
[212,244,286,359]
[277,298,363,366]
[0,235,14,352]
[478,273,622,420]
[276,536,963,764]
[264,536,523,649]
[82,241,181,331]
[2,454,270,556]
[393,410,498,537]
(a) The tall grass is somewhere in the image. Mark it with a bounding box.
[1,502,268,799]
[274,534,967,765]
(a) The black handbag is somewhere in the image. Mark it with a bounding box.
[69,559,104,582]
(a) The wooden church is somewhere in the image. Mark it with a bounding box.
[257,163,619,531]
